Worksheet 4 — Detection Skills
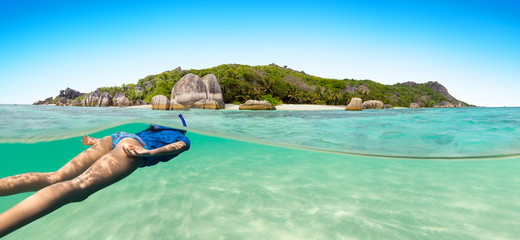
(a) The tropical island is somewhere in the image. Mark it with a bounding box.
[34,63,470,109]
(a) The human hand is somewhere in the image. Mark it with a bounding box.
[123,144,150,157]
[166,141,186,152]
[82,135,98,145]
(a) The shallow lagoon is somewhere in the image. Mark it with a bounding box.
[1,106,519,239]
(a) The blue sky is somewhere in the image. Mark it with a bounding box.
[1,0,519,106]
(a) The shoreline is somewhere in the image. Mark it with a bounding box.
[224,104,347,111]
[24,103,494,110]
[127,104,348,110]
[126,105,153,109]
[24,103,350,110]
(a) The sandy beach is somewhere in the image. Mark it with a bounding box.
[126,104,347,110]
[42,104,348,110]
[126,105,153,109]
[275,104,346,110]
[224,104,346,110]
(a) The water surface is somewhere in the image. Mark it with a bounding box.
[1,105,519,239]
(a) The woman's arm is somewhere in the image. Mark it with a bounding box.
[123,141,187,158]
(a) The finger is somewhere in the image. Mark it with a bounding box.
[123,146,132,155]
[127,147,138,156]
[174,142,185,150]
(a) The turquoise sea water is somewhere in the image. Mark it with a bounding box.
[1,105,519,239]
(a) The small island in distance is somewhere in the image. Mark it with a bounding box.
[34,63,471,109]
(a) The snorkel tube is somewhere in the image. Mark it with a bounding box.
[178,114,187,127]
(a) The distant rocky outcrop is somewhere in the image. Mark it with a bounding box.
[402,81,419,87]
[340,85,371,95]
[82,90,102,107]
[169,73,225,110]
[384,104,393,109]
[59,88,83,100]
[112,93,130,107]
[33,88,84,105]
[99,92,112,107]
[34,87,137,107]
[33,64,471,109]
[81,90,113,107]
[57,98,67,105]
[434,101,455,108]
[410,103,420,108]
[33,97,54,105]
[402,81,468,107]
[239,100,276,110]
[358,85,370,95]
[340,85,356,94]
[345,98,363,111]
[54,88,84,105]
[425,81,456,102]
[152,95,170,110]
[362,100,384,109]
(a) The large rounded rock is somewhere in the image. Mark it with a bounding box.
[345,98,363,111]
[71,100,82,106]
[201,74,225,109]
[99,92,112,107]
[384,104,393,109]
[239,100,276,110]
[152,95,170,110]
[82,90,101,107]
[410,103,420,108]
[193,99,220,110]
[170,73,208,108]
[434,101,455,108]
[112,93,130,107]
[362,100,384,109]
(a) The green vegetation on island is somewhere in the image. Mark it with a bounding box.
[36,64,469,108]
